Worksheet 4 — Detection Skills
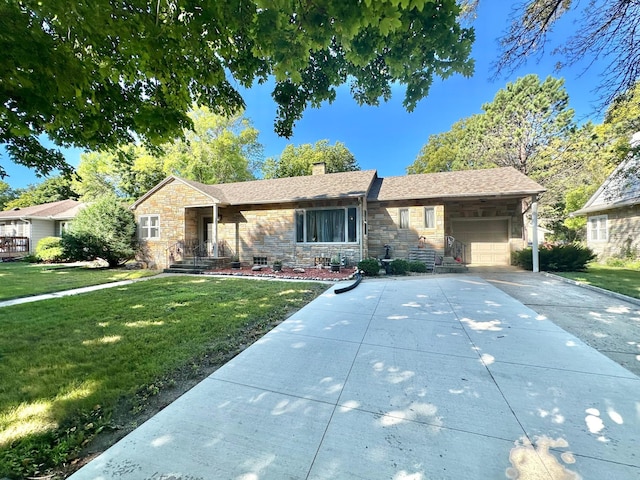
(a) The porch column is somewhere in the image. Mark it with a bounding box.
[531,195,539,273]
[213,204,219,258]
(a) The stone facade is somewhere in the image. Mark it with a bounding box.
[133,179,213,268]
[134,178,532,269]
[588,206,640,260]
[134,181,365,269]
[367,198,525,262]
[367,202,445,260]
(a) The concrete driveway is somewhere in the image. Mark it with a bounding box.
[69,275,640,479]
[479,271,640,377]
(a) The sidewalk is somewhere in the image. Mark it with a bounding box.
[0,274,169,308]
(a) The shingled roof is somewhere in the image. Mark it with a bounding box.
[133,167,545,208]
[368,167,545,201]
[134,170,379,208]
[0,199,84,219]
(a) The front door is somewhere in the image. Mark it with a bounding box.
[203,216,214,256]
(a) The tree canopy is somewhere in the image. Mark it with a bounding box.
[408,74,574,176]
[408,75,639,241]
[263,140,359,179]
[496,0,640,103]
[75,107,262,200]
[4,176,79,209]
[0,0,474,179]
[0,180,17,210]
[162,107,262,184]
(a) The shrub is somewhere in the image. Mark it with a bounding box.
[389,259,410,275]
[35,236,66,263]
[62,195,137,268]
[408,260,427,273]
[358,258,380,276]
[512,244,596,271]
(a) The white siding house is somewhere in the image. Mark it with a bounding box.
[0,200,85,257]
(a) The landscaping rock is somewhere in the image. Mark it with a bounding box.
[251,265,263,271]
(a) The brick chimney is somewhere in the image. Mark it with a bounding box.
[312,162,326,175]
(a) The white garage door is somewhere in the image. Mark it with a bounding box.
[452,219,510,265]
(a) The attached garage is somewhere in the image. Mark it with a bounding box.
[452,219,511,265]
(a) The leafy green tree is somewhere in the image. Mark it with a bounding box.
[75,147,165,201]
[497,0,640,103]
[5,176,79,209]
[62,196,136,267]
[263,140,359,179]
[0,180,17,210]
[478,74,574,176]
[163,107,262,184]
[409,75,574,177]
[407,115,493,173]
[1,0,474,178]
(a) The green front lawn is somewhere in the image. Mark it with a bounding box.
[0,262,159,301]
[556,264,640,299]
[0,276,327,478]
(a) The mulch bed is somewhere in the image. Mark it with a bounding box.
[203,266,358,282]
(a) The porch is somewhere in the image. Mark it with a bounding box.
[0,236,29,259]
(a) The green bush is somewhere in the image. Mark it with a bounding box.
[512,244,596,271]
[389,259,410,275]
[358,258,380,276]
[408,260,427,273]
[35,236,66,263]
[62,195,137,268]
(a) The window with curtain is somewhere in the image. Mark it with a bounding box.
[424,207,435,228]
[296,207,358,243]
[399,208,409,229]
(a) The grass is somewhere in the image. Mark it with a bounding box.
[0,276,327,478]
[0,261,159,301]
[555,263,640,299]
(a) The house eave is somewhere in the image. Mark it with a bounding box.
[571,197,640,216]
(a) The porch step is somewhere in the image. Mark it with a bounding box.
[164,256,231,274]
[435,256,468,274]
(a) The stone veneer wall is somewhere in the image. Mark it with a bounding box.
[218,201,363,267]
[588,206,640,260]
[367,198,527,261]
[133,179,214,269]
[366,202,446,260]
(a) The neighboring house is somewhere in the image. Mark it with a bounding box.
[0,199,85,258]
[572,135,640,260]
[132,165,545,270]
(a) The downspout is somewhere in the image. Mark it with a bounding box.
[213,204,219,257]
[531,195,539,273]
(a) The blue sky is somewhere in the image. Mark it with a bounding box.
[2,0,607,189]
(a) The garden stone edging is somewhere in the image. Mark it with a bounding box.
[542,272,640,307]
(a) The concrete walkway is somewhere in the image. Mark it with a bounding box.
[68,275,640,479]
[0,274,172,308]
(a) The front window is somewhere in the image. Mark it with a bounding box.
[139,215,160,239]
[588,215,607,242]
[296,207,358,243]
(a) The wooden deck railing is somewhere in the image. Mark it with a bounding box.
[0,236,29,257]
